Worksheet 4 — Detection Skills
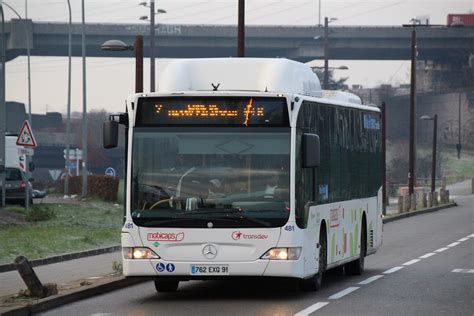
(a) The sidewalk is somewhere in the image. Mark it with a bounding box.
[385,178,473,216]
[0,251,120,297]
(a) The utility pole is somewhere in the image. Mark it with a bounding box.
[150,0,155,92]
[0,5,5,207]
[135,36,144,93]
[237,0,245,57]
[65,0,72,196]
[457,93,462,159]
[408,28,417,196]
[324,17,329,89]
[81,0,88,197]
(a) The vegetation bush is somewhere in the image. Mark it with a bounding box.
[26,205,56,222]
[57,175,120,202]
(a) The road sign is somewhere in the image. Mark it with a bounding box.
[105,167,116,177]
[16,120,37,148]
[18,147,34,156]
[63,149,83,160]
[49,169,62,181]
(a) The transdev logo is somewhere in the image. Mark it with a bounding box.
[147,232,185,242]
[232,231,268,240]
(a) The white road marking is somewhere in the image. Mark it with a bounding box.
[434,247,448,253]
[383,266,404,274]
[447,242,460,247]
[403,259,421,266]
[419,252,436,259]
[328,287,360,299]
[294,302,329,316]
[457,237,469,242]
[468,234,474,238]
[451,269,474,274]
[358,275,383,285]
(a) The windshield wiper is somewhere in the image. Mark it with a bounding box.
[134,216,240,227]
[178,208,273,227]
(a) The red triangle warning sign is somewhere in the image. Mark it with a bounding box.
[16,120,37,148]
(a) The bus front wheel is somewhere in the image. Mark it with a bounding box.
[300,227,326,291]
[154,279,179,292]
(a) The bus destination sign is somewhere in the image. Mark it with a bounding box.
[135,97,289,127]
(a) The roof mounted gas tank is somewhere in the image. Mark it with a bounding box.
[157,58,322,97]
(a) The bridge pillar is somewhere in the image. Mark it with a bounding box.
[8,19,34,50]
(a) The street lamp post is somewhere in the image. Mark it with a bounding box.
[100,37,144,93]
[139,2,166,92]
[420,114,438,193]
[81,0,88,197]
[0,4,5,207]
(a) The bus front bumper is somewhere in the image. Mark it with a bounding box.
[123,257,305,279]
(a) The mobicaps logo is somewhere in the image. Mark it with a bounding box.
[232,231,268,240]
[147,232,185,242]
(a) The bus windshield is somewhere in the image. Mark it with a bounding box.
[131,128,290,228]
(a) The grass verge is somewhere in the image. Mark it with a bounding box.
[0,201,122,265]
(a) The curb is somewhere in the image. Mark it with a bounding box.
[0,276,151,316]
[383,202,457,224]
[0,246,120,273]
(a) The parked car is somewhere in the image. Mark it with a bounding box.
[5,167,33,206]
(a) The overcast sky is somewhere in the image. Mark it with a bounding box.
[4,0,473,113]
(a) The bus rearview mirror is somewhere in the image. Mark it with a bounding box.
[303,133,320,168]
[103,120,119,149]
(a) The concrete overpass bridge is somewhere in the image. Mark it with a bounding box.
[4,19,474,64]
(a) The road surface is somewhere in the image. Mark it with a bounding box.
[41,195,473,316]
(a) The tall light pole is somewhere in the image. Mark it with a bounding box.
[323,17,337,90]
[3,1,32,209]
[318,0,321,26]
[408,28,417,196]
[81,0,88,197]
[64,0,72,196]
[421,114,437,193]
[139,2,166,92]
[0,4,6,207]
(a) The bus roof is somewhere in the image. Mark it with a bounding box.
[153,58,374,111]
[157,58,322,98]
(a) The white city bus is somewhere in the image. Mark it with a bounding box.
[104,58,383,292]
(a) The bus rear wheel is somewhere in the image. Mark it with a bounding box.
[345,220,366,275]
[154,279,179,292]
[300,227,326,291]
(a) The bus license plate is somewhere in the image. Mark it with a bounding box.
[190,265,229,275]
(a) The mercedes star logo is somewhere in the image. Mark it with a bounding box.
[202,244,218,260]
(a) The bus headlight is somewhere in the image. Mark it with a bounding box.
[123,247,160,259]
[261,247,302,260]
